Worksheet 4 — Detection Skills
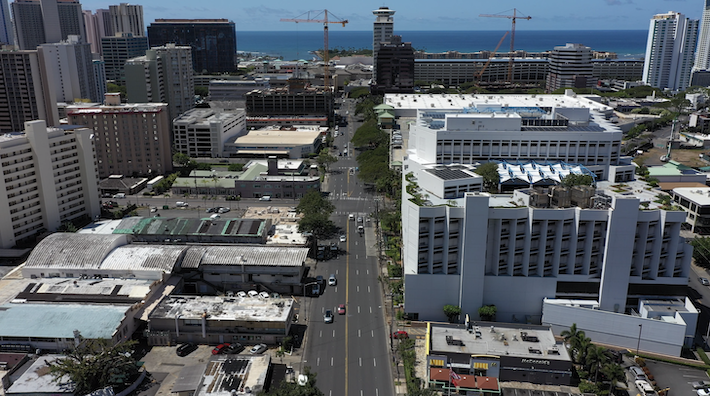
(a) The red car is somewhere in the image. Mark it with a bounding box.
[338,304,346,315]
[391,331,409,339]
[212,343,231,355]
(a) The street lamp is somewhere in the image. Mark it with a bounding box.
[302,281,320,322]
[636,324,643,356]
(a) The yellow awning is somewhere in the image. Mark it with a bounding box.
[473,362,489,369]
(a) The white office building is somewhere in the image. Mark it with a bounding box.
[109,3,143,37]
[372,6,395,82]
[643,11,698,91]
[389,91,632,182]
[172,108,246,158]
[696,0,710,72]
[546,43,594,93]
[0,120,100,248]
[37,35,99,103]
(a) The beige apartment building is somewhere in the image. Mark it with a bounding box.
[66,93,172,178]
[0,120,100,248]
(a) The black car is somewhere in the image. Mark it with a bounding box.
[223,343,245,354]
[176,343,198,357]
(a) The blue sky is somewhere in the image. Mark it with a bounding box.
[79,1,705,31]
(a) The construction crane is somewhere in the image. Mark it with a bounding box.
[479,8,531,83]
[475,31,509,84]
[281,10,348,91]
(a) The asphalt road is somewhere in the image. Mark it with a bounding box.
[302,99,395,396]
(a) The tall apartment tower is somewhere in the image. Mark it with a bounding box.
[372,6,395,82]
[0,0,14,45]
[0,49,58,132]
[545,43,595,93]
[83,8,111,54]
[125,44,194,122]
[100,31,147,83]
[372,35,414,95]
[147,19,236,73]
[695,0,710,72]
[12,0,86,50]
[0,119,100,248]
[66,93,173,178]
[109,3,143,37]
[38,35,98,102]
[643,11,699,91]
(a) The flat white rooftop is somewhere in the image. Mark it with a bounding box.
[150,295,293,323]
[672,187,710,206]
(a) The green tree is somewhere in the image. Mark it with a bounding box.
[478,305,497,321]
[296,190,336,239]
[349,86,370,99]
[601,362,625,394]
[228,163,244,172]
[560,323,584,344]
[443,304,461,323]
[173,152,190,167]
[49,339,139,395]
[106,83,126,98]
[584,344,609,382]
[195,86,209,97]
[351,119,387,148]
[560,174,594,188]
[315,149,338,172]
[475,162,499,192]
[58,221,78,232]
[691,237,710,268]
[258,366,323,396]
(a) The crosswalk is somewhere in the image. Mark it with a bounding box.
[328,195,369,201]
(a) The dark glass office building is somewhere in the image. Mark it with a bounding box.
[147,19,236,74]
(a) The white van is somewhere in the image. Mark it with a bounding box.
[176,201,189,207]
[113,193,125,199]
[630,366,648,381]
[635,380,655,396]
[259,195,272,201]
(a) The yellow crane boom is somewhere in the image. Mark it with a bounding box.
[480,8,531,83]
[281,10,348,91]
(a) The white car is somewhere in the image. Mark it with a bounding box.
[247,290,258,298]
[349,214,355,221]
[328,274,336,286]
[339,235,346,242]
[218,207,230,213]
[324,309,334,323]
[236,291,247,298]
[259,291,270,299]
[249,343,267,354]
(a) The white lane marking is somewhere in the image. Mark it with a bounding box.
[369,306,372,314]
[319,330,322,338]
[359,357,362,367]
[374,358,377,367]
[356,270,359,275]
[357,286,360,292]
[376,389,379,396]
[358,306,361,313]
[333,330,336,338]
[356,254,359,259]
[372,330,374,337]
[317,357,320,366]
[368,286,370,293]
[367,269,370,275]
[331,357,334,366]
[358,329,361,337]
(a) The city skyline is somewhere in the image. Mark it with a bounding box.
[75,0,704,32]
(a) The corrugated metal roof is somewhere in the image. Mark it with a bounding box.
[181,246,207,269]
[24,233,129,270]
[100,245,188,272]
[190,245,308,267]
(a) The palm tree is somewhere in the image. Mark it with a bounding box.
[585,345,609,382]
[560,323,584,344]
[601,362,625,394]
[571,335,592,365]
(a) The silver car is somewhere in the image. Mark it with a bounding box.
[249,343,267,354]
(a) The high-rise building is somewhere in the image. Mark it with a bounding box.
[38,35,98,102]
[372,6,395,82]
[545,43,594,93]
[0,119,100,248]
[0,49,58,132]
[172,108,245,157]
[0,0,14,45]
[92,59,106,100]
[83,8,111,54]
[109,3,143,37]
[372,35,414,95]
[643,11,699,91]
[11,0,86,50]
[100,32,148,83]
[695,0,710,71]
[125,44,194,122]
[66,93,172,178]
[147,19,236,74]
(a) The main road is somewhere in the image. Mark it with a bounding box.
[302,99,395,396]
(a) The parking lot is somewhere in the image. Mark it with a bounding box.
[623,355,709,396]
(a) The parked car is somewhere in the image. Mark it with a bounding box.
[249,343,268,354]
[176,201,189,207]
[391,331,409,339]
[259,291,270,299]
[312,283,320,295]
[338,304,346,315]
[176,343,198,357]
[206,207,216,213]
[349,214,355,221]
[237,291,247,298]
[259,195,271,201]
[328,274,336,286]
[339,234,346,242]
[223,343,245,354]
[212,343,231,355]
[692,381,710,389]
[150,207,158,213]
[700,277,710,286]
[247,290,259,298]
[218,207,230,213]
[324,309,334,323]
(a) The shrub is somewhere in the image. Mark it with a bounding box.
[699,348,710,365]
[635,356,646,367]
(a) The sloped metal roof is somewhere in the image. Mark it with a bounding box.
[24,233,129,270]
[188,245,308,268]
[100,245,188,273]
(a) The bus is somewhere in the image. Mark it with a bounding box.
[147,175,164,191]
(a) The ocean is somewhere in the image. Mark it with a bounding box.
[236,30,648,61]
